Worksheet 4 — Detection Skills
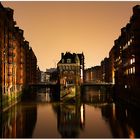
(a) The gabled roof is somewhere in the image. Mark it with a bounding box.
[58,52,82,64]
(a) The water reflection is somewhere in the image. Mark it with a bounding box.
[1,86,140,138]
[36,88,51,102]
[52,102,85,138]
[101,102,140,138]
[81,86,113,106]
[0,102,37,138]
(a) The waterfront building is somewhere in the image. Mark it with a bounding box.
[101,57,110,83]
[109,5,140,106]
[45,71,50,83]
[114,5,140,91]
[46,68,57,83]
[57,52,84,101]
[28,48,37,84]
[36,66,41,83]
[49,68,58,83]
[0,3,38,112]
[109,46,115,84]
[84,68,93,83]
[84,66,102,83]
[57,52,84,86]
[0,3,6,95]
[77,53,85,83]
[40,71,46,83]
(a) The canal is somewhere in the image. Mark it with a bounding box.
[1,86,140,138]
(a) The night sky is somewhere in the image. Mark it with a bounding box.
[2,1,140,71]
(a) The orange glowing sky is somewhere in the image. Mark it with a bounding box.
[2,1,140,71]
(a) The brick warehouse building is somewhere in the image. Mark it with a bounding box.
[0,3,38,111]
[57,52,85,101]
[110,5,140,104]
[57,52,85,86]
[84,66,102,83]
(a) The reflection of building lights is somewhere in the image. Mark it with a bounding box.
[112,103,116,118]
[125,85,127,89]
[133,67,135,74]
[125,109,128,117]
[80,104,84,124]
[99,93,100,100]
[127,126,135,138]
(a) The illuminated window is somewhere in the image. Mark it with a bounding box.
[70,71,74,74]
[133,67,135,74]
[131,68,133,74]
[130,59,133,64]
[124,69,128,75]
[125,85,127,88]
[128,41,130,46]
[67,59,71,63]
[64,71,68,74]
[130,58,135,65]
[130,38,133,43]
[62,59,64,63]
[133,58,135,63]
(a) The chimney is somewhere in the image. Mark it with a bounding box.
[61,53,64,58]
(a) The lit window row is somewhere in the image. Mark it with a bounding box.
[127,38,133,46]
[59,65,76,71]
[123,44,128,50]
[122,38,133,50]
[124,66,135,75]
[63,71,75,74]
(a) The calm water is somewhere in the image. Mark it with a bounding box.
[1,86,140,138]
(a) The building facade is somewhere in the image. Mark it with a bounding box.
[57,52,84,86]
[57,52,84,101]
[0,3,38,112]
[84,66,102,83]
[101,57,110,83]
[109,46,115,84]
[107,5,140,105]
[113,5,140,90]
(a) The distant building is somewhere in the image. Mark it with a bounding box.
[46,68,57,83]
[101,57,110,83]
[45,71,50,83]
[84,68,93,83]
[36,66,41,83]
[57,52,84,86]
[84,66,102,83]
[40,71,46,83]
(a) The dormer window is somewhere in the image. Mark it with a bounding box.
[67,59,71,63]
[62,59,64,63]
